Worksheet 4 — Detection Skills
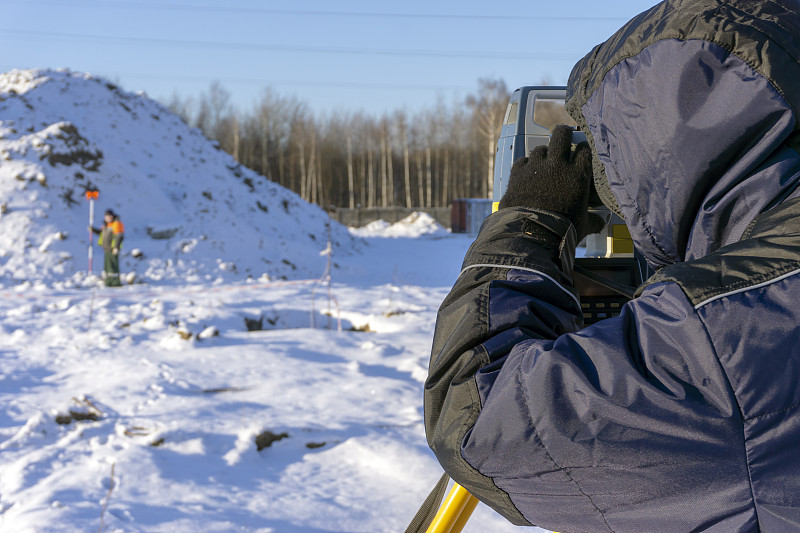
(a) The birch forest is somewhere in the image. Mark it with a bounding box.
[166,77,569,209]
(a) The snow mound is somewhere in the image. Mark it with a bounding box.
[0,68,357,288]
[349,212,449,238]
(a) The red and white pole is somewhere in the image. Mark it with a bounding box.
[86,190,99,274]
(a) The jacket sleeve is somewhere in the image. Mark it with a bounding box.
[424,208,743,532]
[424,206,581,526]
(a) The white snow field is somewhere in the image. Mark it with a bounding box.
[0,219,534,533]
[0,70,536,531]
[0,68,358,289]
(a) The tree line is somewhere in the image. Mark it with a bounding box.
[165,78,569,209]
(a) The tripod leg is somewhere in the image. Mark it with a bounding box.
[425,483,479,533]
[450,488,479,533]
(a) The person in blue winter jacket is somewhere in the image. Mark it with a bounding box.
[425,1,800,531]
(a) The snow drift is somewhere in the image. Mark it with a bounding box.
[349,212,449,239]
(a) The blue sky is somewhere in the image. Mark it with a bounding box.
[3,0,659,116]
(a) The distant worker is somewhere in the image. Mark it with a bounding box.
[90,209,125,286]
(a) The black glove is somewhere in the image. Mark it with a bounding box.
[499,125,604,241]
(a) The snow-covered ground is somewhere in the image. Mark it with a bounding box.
[0,216,537,533]
[0,68,540,532]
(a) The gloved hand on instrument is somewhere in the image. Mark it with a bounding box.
[499,124,605,241]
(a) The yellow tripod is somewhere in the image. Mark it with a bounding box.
[425,483,479,533]
[420,481,560,533]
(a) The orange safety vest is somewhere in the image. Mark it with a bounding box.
[98,220,125,247]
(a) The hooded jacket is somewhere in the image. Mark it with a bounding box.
[424,1,800,531]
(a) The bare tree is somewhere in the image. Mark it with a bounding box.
[164,92,195,125]
[442,148,450,206]
[466,77,509,198]
[298,138,307,201]
[193,81,233,142]
[367,136,375,208]
[307,129,317,204]
[232,113,240,161]
[425,138,433,208]
[380,126,388,208]
[395,111,412,208]
[208,81,231,137]
[415,150,424,208]
[346,133,355,209]
[381,117,395,207]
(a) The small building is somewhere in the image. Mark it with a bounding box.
[451,199,493,234]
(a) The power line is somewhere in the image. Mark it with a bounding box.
[4,0,631,22]
[114,73,476,92]
[0,28,578,60]
[0,66,477,93]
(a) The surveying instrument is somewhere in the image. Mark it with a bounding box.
[407,87,650,533]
